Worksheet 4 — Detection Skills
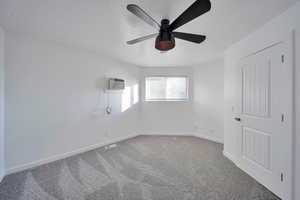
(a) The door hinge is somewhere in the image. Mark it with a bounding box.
[281,55,285,63]
[281,173,284,182]
[281,114,285,122]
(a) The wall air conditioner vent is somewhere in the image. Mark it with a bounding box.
[107,78,125,90]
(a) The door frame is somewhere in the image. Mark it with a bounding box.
[234,31,294,200]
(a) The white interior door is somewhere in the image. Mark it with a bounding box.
[236,42,293,199]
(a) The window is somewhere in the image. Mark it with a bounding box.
[145,76,189,101]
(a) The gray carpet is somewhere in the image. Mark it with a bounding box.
[0,136,279,200]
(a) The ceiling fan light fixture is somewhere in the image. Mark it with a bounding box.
[155,32,175,51]
[155,41,175,51]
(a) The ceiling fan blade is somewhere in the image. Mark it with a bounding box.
[127,33,158,45]
[173,32,206,43]
[168,0,211,31]
[127,4,161,30]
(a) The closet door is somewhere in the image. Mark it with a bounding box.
[236,42,292,199]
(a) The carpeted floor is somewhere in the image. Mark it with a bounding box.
[0,136,279,200]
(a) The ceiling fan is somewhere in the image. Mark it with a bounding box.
[126,0,211,51]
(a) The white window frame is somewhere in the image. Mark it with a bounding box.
[145,76,189,102]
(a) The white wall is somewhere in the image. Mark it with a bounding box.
[0,26,5,181]
[139,65,224,144]
[3,32,226,175]
[139,67,195,135]
[193,60,224,143]
[4,32,140,172]
[224,2,300,199]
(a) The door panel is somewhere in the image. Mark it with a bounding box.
[242,127,271,170]
[242,58,270,118]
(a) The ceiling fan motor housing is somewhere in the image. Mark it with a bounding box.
[155,19,175,51]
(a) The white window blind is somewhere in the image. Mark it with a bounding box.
[145,76,189,101]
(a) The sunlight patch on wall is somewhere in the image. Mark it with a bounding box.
[133,84,139,105]
[122,86,131,112]
[121,84,139,112]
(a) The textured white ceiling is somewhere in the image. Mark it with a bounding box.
[0,0,298,67]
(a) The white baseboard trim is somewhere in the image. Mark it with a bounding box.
[0,171,4,183]
[140,132,194,137]
[193,133,223,144]
[223,150,238,165]
[5,133,139,176]
[4,132,223,176]
[141,132,223,144]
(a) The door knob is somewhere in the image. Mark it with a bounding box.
[234,117,241,122]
